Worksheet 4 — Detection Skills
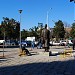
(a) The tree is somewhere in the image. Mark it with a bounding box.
[70,0,74,2]
[70,23,75,38]
[53,20,65,41]
[24,25,43,40]
[0,25,3,39]
[38,23,43,37]
[29,26,38,38]
[21,29,29,40]
[1,17,9,39]
[1,17,20,40]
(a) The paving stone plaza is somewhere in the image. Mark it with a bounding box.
[0,46,75,75]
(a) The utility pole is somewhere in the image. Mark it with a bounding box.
[46,8,52,29]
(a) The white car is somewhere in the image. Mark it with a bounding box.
[60,40,73,46]
[0,40,5,45]
[50,41,60,46]
[68,40,73,45]
[60,40,67,46]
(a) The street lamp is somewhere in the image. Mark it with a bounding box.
[3,31,5,57]
[70,0,75,2]
[70,0,75,20]
[19,10,22,49]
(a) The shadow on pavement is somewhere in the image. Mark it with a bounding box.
[0,59,75,75]
[49,52,60,56]
[0,50,11,52]
[0,45,19,48]
[0,56,7,62]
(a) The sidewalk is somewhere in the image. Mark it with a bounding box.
[0,46,75,75]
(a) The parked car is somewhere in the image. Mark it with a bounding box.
[5,40,16,46]
[60,40,67,46]
[0,40,5,45]
[18,41,27,47]
[68,40,73,46]
[60,40,73,46]
[34,41,38,47]
[26,41,32,47]
[50,41,60,46]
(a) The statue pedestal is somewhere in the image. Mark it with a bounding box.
[38,51,59,56]
[38,52,49,56]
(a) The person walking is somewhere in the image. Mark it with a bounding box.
[72,38,75,50]
[31,40,35,49]
[37,38,42,49]
[66,39,70,48]
[41,24,50,52]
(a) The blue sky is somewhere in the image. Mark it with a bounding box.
[0,0,74,30]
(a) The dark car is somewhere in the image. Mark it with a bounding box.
[19,41,27,47]
[26,41,31,47]
[5,40,16,46]
[19,40,32,47]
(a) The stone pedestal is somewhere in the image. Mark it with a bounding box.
[38,51,50,56]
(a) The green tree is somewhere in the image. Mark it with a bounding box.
[70,23,75,38]
[21,29,29,40]
[21,25,39,40]
[37,23,43,37]
[26,25,42,40]
[1,17,20,40]
[29,26,38,37]
[0,25,3,39]
[53,20,65,41]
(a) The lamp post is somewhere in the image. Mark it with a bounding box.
[3,31,5,57]
[70,0,75,21]
[19,10,22,49]
[70,0,75,2]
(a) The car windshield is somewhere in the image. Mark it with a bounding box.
[62,40,66,42]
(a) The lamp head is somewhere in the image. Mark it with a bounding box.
[19,10,22,13]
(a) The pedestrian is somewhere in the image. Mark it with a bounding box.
[72,38,75,50]
[37,38,42,49]
[31,40,35,49]
[66,39,70,48]
[41,24,50,52]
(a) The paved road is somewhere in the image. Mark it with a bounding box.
[0,46,75,75]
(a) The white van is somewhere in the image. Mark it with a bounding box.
[0,40,5,45]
